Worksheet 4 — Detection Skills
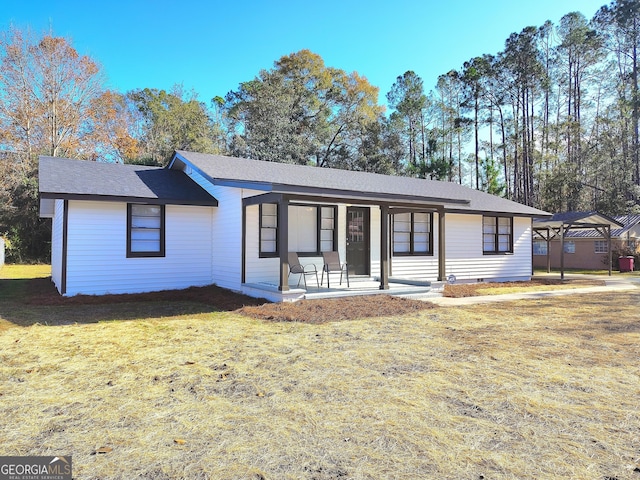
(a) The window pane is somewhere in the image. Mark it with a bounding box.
[321,218,334,229]
[321,207,334,219]
[394,242,410,253]
[260,203,278,256]
[414,220,429,234]
[414,213,429,223]
[261,240,276,253]
[414,232,428,243]
[262,203,277,215]
[483,225,496,234]
[483,217,496,234]
[394,213,411,232]
[262,216,277,228]
[320,240,333,251]
[131,240,161,252]
[414,241,428,253]
[394,232,410,244]
[132,205,161,216]
[483,234,495,244]
[131,229,160,241]
[131,215,161,229]
[129,204,162,255]
[261,228,276,241]
[533,241,547,255]
[594,241,607,253]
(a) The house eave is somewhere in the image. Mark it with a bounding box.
[39,192,219,207]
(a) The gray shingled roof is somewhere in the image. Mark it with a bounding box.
[533,211,623,230]
[173,151,549,216]
[39,156,217,206]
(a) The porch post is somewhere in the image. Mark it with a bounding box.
[438,209,446,281]
[379,204,389,290]
[242,203,247,284]
[546,229,551,273]
[560,224,565,281]
[278,196,290,291]
[607,225,612,277]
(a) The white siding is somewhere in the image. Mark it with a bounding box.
[389,212,439,281]
[50,199,64,293]
[181,166,260,292]
[208,185,244,290]
[244,203,279,285]
[369,206,381,278]
[65,201,214,296]
[444,214,531,282]
[245,202,348,287]
[387,213,531,282]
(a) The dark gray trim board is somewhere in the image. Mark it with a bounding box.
[40,192,218,207]
[61,199,68,296]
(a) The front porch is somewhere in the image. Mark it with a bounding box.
[242,276,443,303]
[241,191,461,301]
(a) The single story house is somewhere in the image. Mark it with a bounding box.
[39,151,550,302]
[533,212,639,271]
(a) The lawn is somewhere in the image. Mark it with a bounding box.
[1,265,639,479]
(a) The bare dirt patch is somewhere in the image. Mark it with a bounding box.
[238,295,436,323]
[443,277,605,297]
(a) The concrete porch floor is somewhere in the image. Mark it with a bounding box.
[242,276,444,302]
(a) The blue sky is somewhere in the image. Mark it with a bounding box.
[4,0,606,107]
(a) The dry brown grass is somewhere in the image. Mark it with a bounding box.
[1,266,639,479]
[444,277,605,298]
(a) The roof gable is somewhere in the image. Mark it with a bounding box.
[39,156,217,206]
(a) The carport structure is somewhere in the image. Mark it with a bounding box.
[533,212,624,279]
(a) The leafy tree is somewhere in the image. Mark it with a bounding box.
[225,50,382,169]
[461,55,493,189]
[0,28,109,261]
[500,26,546,206]
[128,85,221,166]
[434,70,467,182]
[386,71,428,171]
[81,90,140,162]
[595,0,640,190]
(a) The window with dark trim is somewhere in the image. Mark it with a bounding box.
[127,204,165,257]
[482,216,513,254]
[259,203,338,257]
[393,212,433,256]
[319,206,336,252]
[259,203,278,257]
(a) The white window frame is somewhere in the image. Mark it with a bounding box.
[594,240,608,254]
